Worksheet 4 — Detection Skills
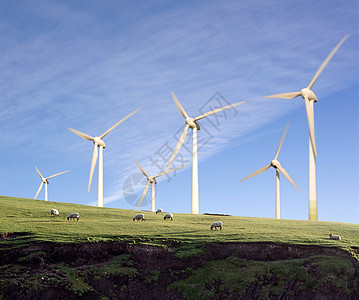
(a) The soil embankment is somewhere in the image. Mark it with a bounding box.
[0,239,358,299]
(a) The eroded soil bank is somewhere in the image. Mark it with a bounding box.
[0,240,358,299]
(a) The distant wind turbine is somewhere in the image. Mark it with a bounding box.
[69,107,142,207]
[265,35,349,221]
[134,159,184,211]
[240,123,300,219]
[34,166,69,201]
[166,92,245,214]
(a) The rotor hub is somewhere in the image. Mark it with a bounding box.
[301,88,318,102]
[186,117,197,129]
[186,117,200,130]
[271,159,280,169]
[148,177,157,184]
[94,137,106,148]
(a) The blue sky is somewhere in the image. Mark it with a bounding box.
[1,0,358,223]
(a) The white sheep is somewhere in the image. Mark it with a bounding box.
[164,213,173,221]
[67,213,80,221]
[50,209,59,217]
[329,234,341,240]
[156,208,163,214]
[210,221,223,230]
[133,213,145,221]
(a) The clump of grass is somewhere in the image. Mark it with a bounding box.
[17,251,47,263]
[104,254,138,276]
[81,254,138,282]
[57,264,92,295]
[144,270,160,284]
[174,243,204,259]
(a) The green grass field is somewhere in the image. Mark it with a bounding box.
[1,196,358,254]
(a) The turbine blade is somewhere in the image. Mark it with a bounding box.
[275,122,290,160]
[68,128,94,141]
[35,166,44,179]
[171,92,189,119]
[100,107,142,139]
[194,101,246,121]
[46,170,70,180]
[136,180,150,209]
[34,182,43,200]
[307,34,349,90]
[88,144,98,192]
[277,165,301,192]
[240,164,271,182]
[134,159,150,178]
[153,165,185,178]
[304,97,318,157]
[264,92,301,99]
[165,124,189,171]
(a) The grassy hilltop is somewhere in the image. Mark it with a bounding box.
[0,196,358,251]
[1,196,359,299]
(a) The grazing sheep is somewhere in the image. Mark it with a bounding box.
[156,208,163,214]
[133,213,145,221]
[164,213,173,221]
[210,221,223,230]
[50,209,59,217]
[67,213,80,221]
[329,234,341,240]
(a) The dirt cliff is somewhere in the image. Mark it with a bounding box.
[0,239,358,299]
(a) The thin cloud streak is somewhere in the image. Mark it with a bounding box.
[1,0,357,211]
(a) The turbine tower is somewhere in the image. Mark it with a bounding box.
[166,92,245,214]
[264,35,349,221]
[69,107,142,207]
[34,166,69,201]
[134,159,184,211]
[240,123,300,219]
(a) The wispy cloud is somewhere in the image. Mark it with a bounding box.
[1,0,358,208]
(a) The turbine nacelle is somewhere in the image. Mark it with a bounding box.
[93,137,106,148]
[271,159,281,169]
[301,88,318,102]
[148,176,157,184]
[186,117,200,130]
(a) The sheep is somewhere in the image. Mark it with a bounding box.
[210,221,223,230]
[133,213,145,221]
[67,213,80,221]
[156,208,163,214]
[50,209,59,217]
[329,234,341,240]
[164,213,173,221]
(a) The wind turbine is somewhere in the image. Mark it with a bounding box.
[69,107,142,207]
[264,35,349,221]
[165,92,245,214]
[240,123,300,219]
[134,159,184,211]
[34,166,69,201]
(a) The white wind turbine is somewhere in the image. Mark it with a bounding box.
[69,107,142,207]
[134,159,184,211]
[165,92,245,214]
[265,35,349,221]
[240,123,300,219]
[34,166,69,201]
